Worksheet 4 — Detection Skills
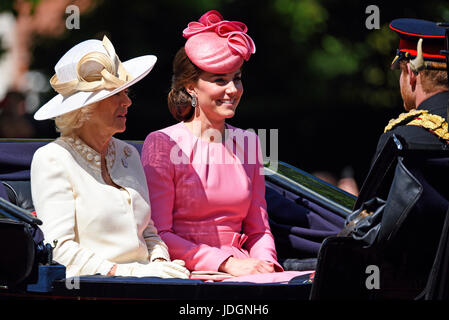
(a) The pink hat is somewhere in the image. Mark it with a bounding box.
[183,10,256,73]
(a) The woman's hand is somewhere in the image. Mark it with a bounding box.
[218,257,275,276]
[107,264,117,276]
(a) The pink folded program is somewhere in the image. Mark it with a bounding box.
[183,10,256,73]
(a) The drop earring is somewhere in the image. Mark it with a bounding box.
[191,94,198,108]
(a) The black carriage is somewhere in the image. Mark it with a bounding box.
[1,134,448,301]
[0,138,352,301]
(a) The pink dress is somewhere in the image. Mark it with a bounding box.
[141,122,312,283]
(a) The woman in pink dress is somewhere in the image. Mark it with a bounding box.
[141,10,311,282]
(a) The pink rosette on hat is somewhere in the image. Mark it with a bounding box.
[183,10,256,73]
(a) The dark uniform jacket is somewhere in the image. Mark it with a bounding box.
[373,90,449,161]
[366,92,449,295]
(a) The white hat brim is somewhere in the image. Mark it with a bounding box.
[34,55,157,120]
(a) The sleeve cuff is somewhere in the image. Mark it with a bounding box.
[96,260,116,276]
[149,244,171,262]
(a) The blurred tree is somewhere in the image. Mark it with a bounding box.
[0,0,97,89]
[265,0,449,182]
[0,0,16,59]
[5,0,449,184]
[0,0,17,13]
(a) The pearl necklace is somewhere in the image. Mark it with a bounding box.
[60,136,116,170]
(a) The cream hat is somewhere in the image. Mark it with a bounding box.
[34,36,156,120]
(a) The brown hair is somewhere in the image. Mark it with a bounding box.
[420,67,448,93]
[400,60,448,93]
[167,47,203,121]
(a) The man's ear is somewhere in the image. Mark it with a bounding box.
[407,63,418,90]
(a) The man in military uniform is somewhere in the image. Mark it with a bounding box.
[368,19,449,298]
[373,18,449,160]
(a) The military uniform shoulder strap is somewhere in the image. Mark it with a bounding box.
[384,109,449,142]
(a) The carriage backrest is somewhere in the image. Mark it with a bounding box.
[310,135,449,300]
[0,139,143,212]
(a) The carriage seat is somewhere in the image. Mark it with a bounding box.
[0,176,320,272]
[1,180,34,212]
[1,140,350,274]
[310,135,449,300]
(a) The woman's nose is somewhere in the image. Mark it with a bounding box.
[121,92,132,108]
[225,81,238,95]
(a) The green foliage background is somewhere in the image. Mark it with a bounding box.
[2,0,449,183]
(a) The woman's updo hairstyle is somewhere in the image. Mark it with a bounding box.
[167,47,203,121]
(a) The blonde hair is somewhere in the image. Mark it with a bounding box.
[55,103,97,136]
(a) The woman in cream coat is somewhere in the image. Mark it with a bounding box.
[31,36,189,279]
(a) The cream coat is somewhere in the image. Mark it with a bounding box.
[31,136,169,277]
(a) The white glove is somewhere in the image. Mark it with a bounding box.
[115,260,190,279]
[170,259,186,267]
